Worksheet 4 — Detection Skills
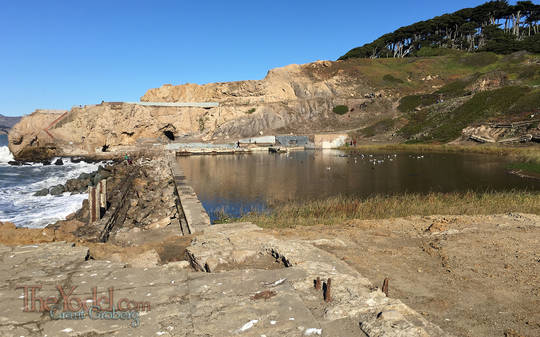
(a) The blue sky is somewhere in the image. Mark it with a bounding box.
[0,0,492,116]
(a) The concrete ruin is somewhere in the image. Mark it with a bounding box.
[314,134,348,149]
[0,222,452,337]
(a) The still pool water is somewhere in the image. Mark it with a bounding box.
[176,150,540,223]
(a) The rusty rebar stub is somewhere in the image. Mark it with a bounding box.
[324,278,332,302]
[315,277,321,290]
[382,277,389,297]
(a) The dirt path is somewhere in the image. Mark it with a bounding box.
[267,213,540,337]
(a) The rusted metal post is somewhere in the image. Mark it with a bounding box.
[382,278,389,297]
[315,277,321,290]
[324,278,332,302]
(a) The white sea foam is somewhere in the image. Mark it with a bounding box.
[0,146,14,164]
[0,157,105,228]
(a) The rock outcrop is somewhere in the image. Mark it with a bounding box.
[7,110,64,160]
[8,60,393,160]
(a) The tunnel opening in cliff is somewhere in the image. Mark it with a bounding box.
[163,130,175,141]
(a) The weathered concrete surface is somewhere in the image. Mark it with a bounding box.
[171,157,211,234]
[271,213,540,337]
[186,222,451,337]
[313,133,348,149]
[1,222,451,337]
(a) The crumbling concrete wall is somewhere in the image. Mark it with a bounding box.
[314,133,348,148]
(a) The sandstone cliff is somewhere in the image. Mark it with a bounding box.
[9,60,395,160]
[9,53,539,160]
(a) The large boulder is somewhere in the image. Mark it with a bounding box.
[49,184,65,196]
[33,188,49,196]
[65,178,91,193]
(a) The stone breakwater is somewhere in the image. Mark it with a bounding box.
[0,153,454,336]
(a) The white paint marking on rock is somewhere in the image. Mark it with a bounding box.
[61,328,73,333]
[236,319,258,333]
[289,317,295,321]
[304,328,322,335]
[270,278,286,286]
[365,298,377,306]
[270,320,277,325]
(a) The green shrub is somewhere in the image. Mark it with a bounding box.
[435,76,476,98]
[458,52,498,67]
[428,86,529,142]
[360,118,396,137]
[333,105,349,115]
[518,66,539,80]
[416,47,462,57]
[245,108,256,114]
[398,94,438,112]
[507,88,540,115]
[399,86,533,143]
[198,116,206,132]
[398,110,429,139]
[383,74,404,84]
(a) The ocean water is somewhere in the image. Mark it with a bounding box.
[0,134,102,228]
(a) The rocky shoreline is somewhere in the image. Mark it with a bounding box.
[33,163,115,196]
[0,153,189,263]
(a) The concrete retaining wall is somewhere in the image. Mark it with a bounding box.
[238,136,276,145]
[276,135,309,147]
[314,133,348,148]
[170,156,211,233]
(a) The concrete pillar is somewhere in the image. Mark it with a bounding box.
[94,182,102,220]
[99,179,107,209]
[88,186,97,223]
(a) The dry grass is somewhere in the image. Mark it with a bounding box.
[239,191,540,228]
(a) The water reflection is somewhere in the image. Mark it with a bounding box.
[177,150,539,222]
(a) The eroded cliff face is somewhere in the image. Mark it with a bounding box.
[140,60,391,138]
[9,60,393,160]
[8,111,65,160]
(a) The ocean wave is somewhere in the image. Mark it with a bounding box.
[0,146,14,164]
